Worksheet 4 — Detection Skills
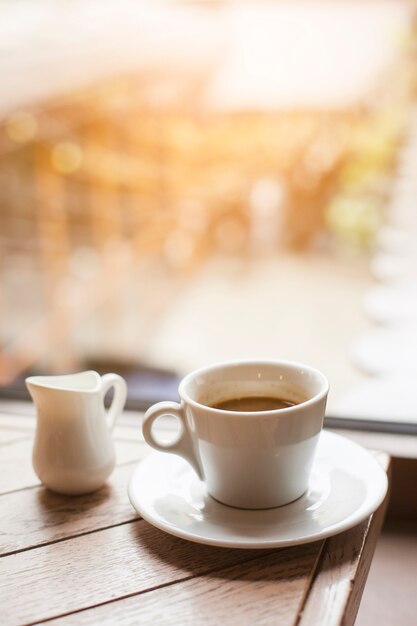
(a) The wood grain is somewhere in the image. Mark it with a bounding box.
[0,429,30,445]
[0,463,139,556]
[0,438,146,495]
[0,520,279,626]
[0,402,143,425]
[0,403,391,626]
[297,455,390,626]
[0,401,36,416]
[0,413,36,431]
[0,412,151,446]
[0,438,39,493]
[0,410,141,435]
[42,544,324,626]
[0,403,171,435]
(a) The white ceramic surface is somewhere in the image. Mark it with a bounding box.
[142,360,328,509]
[26,371,127,495]
[128,431,388,549]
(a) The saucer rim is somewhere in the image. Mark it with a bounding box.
[128,431,388,549]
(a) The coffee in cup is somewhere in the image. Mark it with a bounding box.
[210,395,298,412]
[142,360,328,509]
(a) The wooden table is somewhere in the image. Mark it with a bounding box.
[0,403,390,626]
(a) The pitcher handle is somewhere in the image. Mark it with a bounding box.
[100,374,127,431]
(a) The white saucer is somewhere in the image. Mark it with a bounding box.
[128,431,388,549]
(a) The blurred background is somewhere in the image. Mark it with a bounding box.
[1,0,417,424]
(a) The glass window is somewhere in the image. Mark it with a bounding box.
[1,0,416,432]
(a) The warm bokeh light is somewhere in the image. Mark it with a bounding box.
[164,229,196,269]
[51,141,83,174]
[0,0,415,381]
[5,111,38,143]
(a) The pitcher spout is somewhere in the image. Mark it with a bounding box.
[26,371,101,394]
[26,371,102,415]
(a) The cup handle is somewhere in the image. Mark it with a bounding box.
[101,374,128,431]
[142,401,204,480]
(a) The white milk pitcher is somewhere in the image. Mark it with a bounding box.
[26,371,127,495]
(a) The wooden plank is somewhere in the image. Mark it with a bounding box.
[115,440,147,465]
[0,407,178,443]
[0,438,39,492]
[0,403,390,626]
[117,412,179,431]
[0,407,170,442]
[0,409,147,443]
[297,454,390,626]
[37,467,391,626]
[113,423,144,441]
[0,401,37,418]
[0,521,285,626]
[41,544,323,626]
[0,414,35,431]
[0,402,139,421]
[0,463,141,556]
[0,437,146,495]
[0,429,30,445]
[0,404,175,435]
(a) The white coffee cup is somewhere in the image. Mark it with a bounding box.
[143,360,328,509]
